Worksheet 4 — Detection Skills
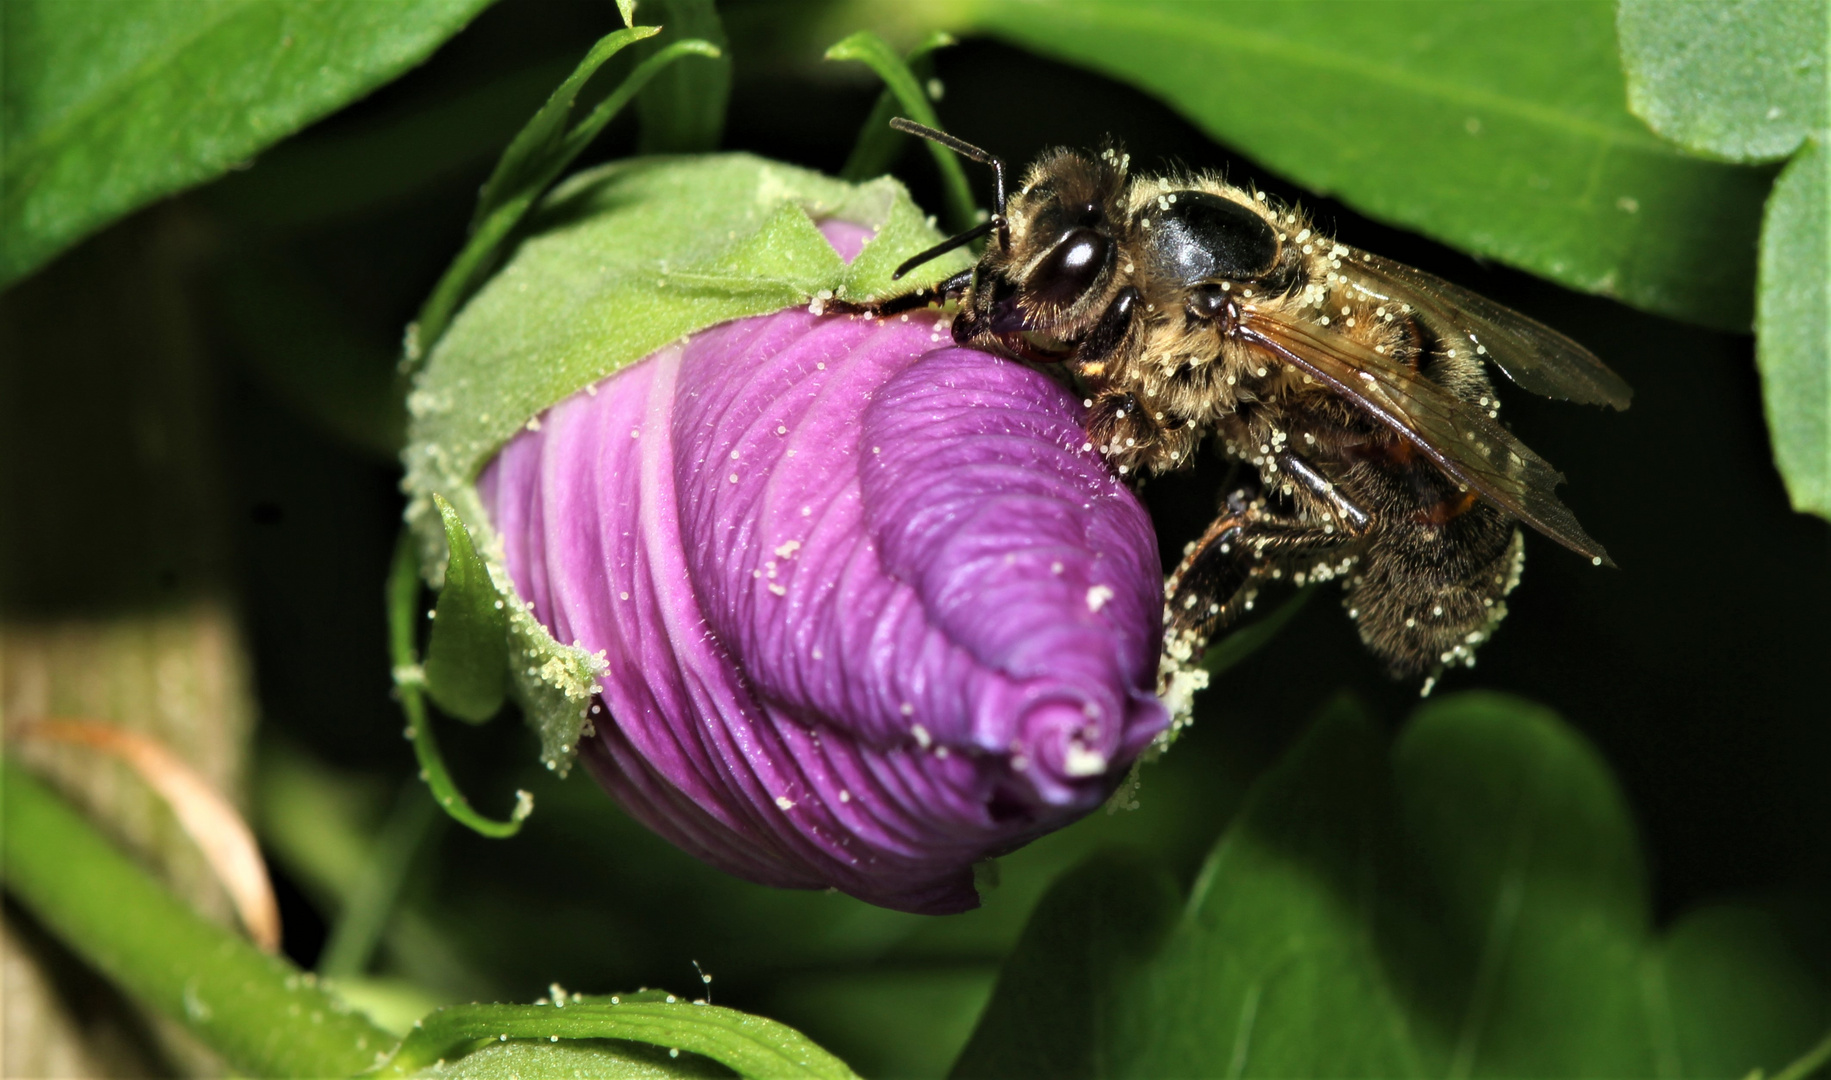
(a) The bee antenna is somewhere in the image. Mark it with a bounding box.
[891,219,994,280]
[889,116,1009,249]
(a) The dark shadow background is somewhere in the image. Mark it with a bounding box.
[14,1,1823,1074]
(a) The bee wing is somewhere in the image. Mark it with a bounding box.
[1239,311,1612,565]
[1335,251,1632,410]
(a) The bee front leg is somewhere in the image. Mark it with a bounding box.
[851,267,976,318]
[1086,389,1198,476]
[1165,492,1359,657]
[1073,286,1140,366]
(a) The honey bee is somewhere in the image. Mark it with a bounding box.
[873,119,1631,687]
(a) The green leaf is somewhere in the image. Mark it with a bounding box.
[1757,137,1830,519]
[634,0,732,154]
[411,25,722,358]
[424,494,510,723]
[370,992,861,1079]
[1659,906,1831,1078]
[826,31,977,232]
[951,853,1180,1079]
[956,692,1831,1077]
[0,0,493,287]
[406,1039,734,1078]
[1619,0,1829,163]
[946,0,1770,330]
[402,155,966,768]
[840,33,958,185]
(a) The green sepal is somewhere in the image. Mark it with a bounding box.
[825,31,978,233]
[423,494,509,723]
[389,531,530,838]
[366,990,861,1078]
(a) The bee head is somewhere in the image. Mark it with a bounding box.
[1008,150,1127,319]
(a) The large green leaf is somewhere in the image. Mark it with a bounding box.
[943,0,1770,330]
[1755,137,1830,519]
[1616,0,1830,520]
[954,693,1830,1078]
[0,0,494,287]
[1618,0,1828,163]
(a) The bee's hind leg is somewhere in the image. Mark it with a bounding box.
[1165,490,1360,659]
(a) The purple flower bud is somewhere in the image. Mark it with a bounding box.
[475,228,1166,914]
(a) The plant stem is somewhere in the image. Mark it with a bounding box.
[3,760,395,1077]
[1771,1026,1831,1080]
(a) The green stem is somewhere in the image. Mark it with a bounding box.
[389,530,529,838]
[1771,1026,1831,1080]
[2,760,395,1077]
[317,781,440,979]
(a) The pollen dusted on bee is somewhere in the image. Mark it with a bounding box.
[868,119,1628,689]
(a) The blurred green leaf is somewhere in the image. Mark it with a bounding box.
[945,0,1770,330]
[635,0,732,154]
[1202,583,1316,679]
[1619,0,1828,163]
[840,32,957,186]
[424,495,509,723]
[1756,137,1829,520]
[955,692,1830,1077]
[205,57,577,234]
[952,853,1179,1079]
[211,253,406,457]
[765,969,996,1080]
[0,0,494,287]
[371,991,860,1078]
[826,31,977,232]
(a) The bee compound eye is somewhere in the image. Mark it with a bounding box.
[1024,228,1113,310]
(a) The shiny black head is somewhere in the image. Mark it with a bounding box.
[1143,190,1280,287]
[1021,200,1115,311]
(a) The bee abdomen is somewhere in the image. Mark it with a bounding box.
[1344,506,1522,680]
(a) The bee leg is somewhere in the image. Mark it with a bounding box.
[1274,451,1371,536]
[1165,495,1356,656]
[1073,286,1140,365]
[1086,388,1198,476]
[849,267,976,317]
